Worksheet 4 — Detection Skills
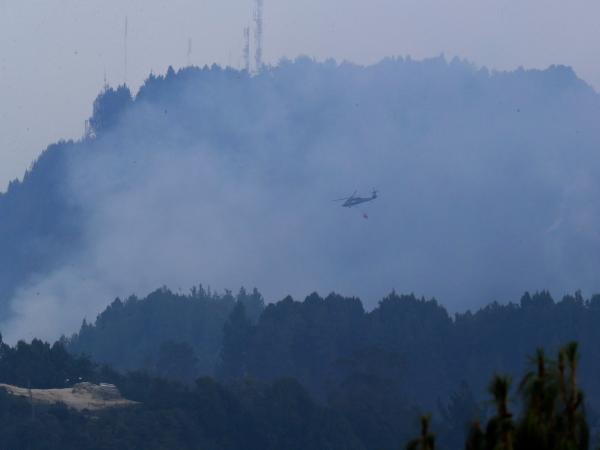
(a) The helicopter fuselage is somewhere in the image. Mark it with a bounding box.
[342,194,377,207]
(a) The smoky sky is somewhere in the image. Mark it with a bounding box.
[2,59,600,343]
[1,0,600,189]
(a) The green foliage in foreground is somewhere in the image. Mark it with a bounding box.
[407,342,590,450]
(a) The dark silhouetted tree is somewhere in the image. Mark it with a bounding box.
[155,341,198,383]
[406,415,435,450]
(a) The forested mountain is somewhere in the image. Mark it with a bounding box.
[2,57,600,342]
[3,56,600,447]
[223,289,600,411]
[69,288,600,406]
[0,141,82,319]
[6,290,600,449]
[65,287,600,448]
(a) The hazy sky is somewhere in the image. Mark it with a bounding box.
[0,0,599,190]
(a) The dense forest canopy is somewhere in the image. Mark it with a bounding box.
[67,286,264,378]
[0,337,366,450]
[2,293,600,449]
[1,57,600,343]
[63,285,600,449]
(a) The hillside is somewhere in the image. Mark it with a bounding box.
[2,57,600,342]
[6,287,598,449]
[66,287,600,446]
[0,338,366,450]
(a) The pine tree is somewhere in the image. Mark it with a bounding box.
[406,415,435,450]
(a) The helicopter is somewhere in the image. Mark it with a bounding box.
[333,190,378,208]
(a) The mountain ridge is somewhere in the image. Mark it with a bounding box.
[2,56,600,340]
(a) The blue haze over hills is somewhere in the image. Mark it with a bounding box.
[1,56,600,341]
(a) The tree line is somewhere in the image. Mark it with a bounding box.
[1,332,596,449]
[0,336,363,450]
[66,287,600,448]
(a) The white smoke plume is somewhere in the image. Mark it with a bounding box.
[3,57,600,342]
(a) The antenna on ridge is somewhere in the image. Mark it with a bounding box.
[124,16,128,85]
[243,26,251,72]
[187,38,192,66]
[253,0,264,71]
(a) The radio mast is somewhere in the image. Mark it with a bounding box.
[253,0,264,71]
[124,16,128,85]
[243,27,251,72]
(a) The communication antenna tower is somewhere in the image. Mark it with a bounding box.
[187,38,192,66]
[103,69,109,90]
[124,16,128,85]
[243,26,251,72]
[253,0,264,71]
